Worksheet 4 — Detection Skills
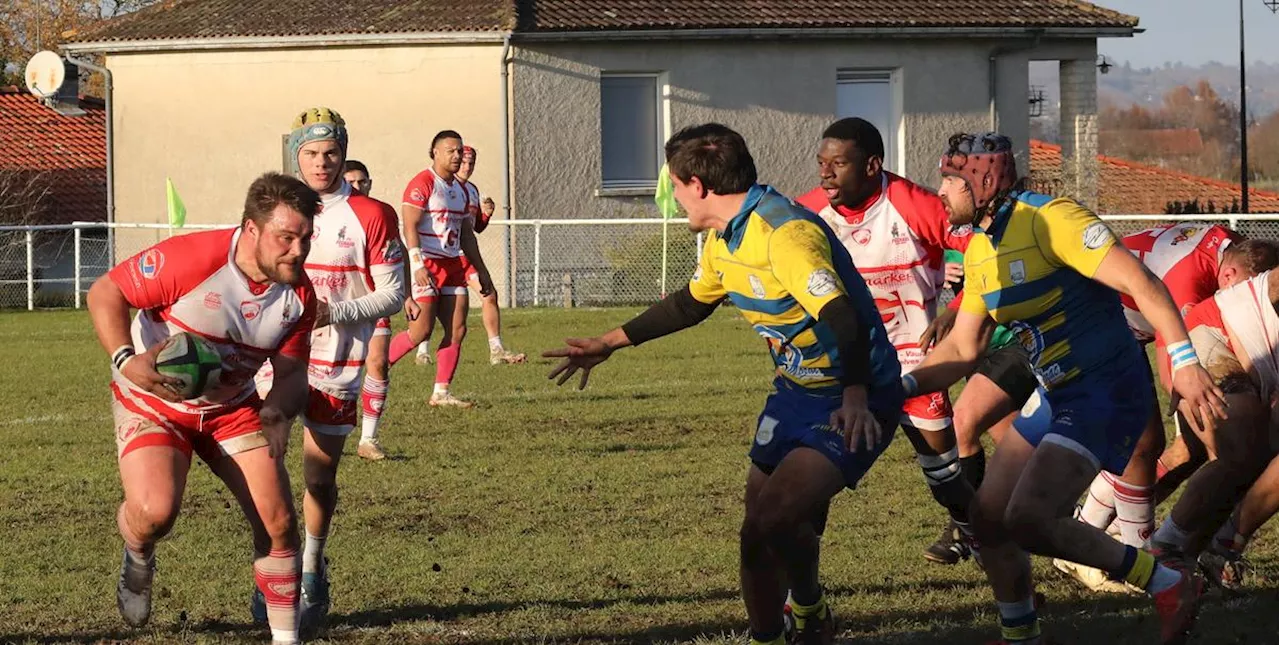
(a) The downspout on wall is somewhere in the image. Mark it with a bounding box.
[500,34,514,307]
[63,54,114,257]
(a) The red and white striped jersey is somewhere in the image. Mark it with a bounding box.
[402,167,472,259]
[304,184,404,397]
[1120,223,1241,342]
[797,173,970,372]
[107,228,315,415]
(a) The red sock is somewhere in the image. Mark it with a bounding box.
[254,548,300,642]
[388,332,417,365]
[435,341,462,386]
[361,377,388,420]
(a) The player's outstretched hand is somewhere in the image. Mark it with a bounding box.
[259,406,290,459]
[544,337,613,390]
[404,297,421,322]
[920,307,957,350]
[122,344,185,403]
[831,385,883,452]
[1170,363,1229,424]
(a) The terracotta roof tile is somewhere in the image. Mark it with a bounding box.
[0,88,106,224]
[1029,139,1279,214]
[521,0,1138,32]
[69,0,1136,43]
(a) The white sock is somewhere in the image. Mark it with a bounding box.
[1146,563,1182,594]
[488,336,503,351]
[1079,472,1117,529]
[360,415,378,443]
[1152,518,1191,551]
[433,383,448,396]
[417,341,431,357]
[302,531,326,574]
[1112,479,1154,548]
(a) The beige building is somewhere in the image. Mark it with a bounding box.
[64,0,1138,305]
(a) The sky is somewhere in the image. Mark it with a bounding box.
[1096,0,1279,67]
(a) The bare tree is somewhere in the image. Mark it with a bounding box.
[0,1,158,88]
[0,169,52,226]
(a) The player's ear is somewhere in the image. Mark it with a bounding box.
[865,154,883,177]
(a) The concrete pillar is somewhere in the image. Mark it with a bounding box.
[1058,58,1099,209]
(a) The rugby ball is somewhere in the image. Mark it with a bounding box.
[154,332,223,400]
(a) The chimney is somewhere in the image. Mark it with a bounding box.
[51,60,85,116]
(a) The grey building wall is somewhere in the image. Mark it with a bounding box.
[510,37,1098,221]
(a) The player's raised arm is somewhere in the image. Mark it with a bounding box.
[1035,203,1228,421]
[903,274,989,398]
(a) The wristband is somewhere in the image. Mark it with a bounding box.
[408,247,425,273]
[1166,340,1199,373]
[112,344,136,372]
[901,373,920,398]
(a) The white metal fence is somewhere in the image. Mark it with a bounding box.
[0,215,1277,311]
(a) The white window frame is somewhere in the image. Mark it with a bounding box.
[836,69,903,175]
[598,72,670,196]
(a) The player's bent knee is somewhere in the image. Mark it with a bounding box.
[1001,502,1050,550]
[969,498,1008,544]
[258,503,298,546]
[128,497,181,540]
[366,355,389,377]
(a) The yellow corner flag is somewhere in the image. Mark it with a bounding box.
[166,177,187,228]
[654,163,679,220]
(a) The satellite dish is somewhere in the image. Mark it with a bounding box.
[25,51,66,99]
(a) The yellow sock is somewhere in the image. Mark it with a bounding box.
[791,594,827,618]
[1122,548,1157,590]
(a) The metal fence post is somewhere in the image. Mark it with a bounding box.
[1229,215,1240,232]
[660,218,669,299]
[74,226,83,309]
[25,229,34,311]
[532,221,542,306]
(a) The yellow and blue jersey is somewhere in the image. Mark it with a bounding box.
[689,184,901,406]
[959,190,1143,388]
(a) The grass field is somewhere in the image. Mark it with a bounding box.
[0,308,1274,645]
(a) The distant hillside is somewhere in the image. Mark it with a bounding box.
[1028,60,1279,143]
[1029,61,1278,114]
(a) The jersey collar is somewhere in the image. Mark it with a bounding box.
[977,191,1024,245]
[320,180,352,208]
[831,172,886,223]
[723,184,769,253]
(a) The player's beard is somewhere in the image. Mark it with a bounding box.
[942,197,976,229]
[257,249,306,285]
